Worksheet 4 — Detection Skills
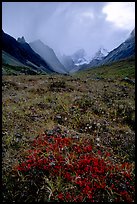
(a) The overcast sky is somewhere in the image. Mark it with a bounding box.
[2,2,135,58]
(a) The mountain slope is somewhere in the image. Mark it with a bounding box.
[58,54,78,73]
[2,30,54,74]
[29,40,68,74]
[99,29,135,65]
[78,47,109,71]
[71,49,89,66]
[78,28,135,72]
[93,48,109,61]
[2,50,28,67]
[58,49,90,73]
[75,57,135,80]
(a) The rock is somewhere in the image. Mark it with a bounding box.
[55,115,63,124]
[47,130,54,136]
[73,135,79,140]
[96,137,100,142]
[121,77,135,85]
[95,76,104,81]
[53,126,62,134]
[17,36,26,44]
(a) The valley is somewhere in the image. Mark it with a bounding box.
[2,58,135,202]
[2,2,135,202]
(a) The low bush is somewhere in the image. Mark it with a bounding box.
[3,128,135,202]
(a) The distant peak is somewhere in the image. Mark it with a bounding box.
[73,48,86,56]
[17,36,26,43]
[30,39,47,46]
[33,39,43,44]
[93,47,109,60]
[130,28,135,37]
[98,47,108,53]
[126,28,135,42]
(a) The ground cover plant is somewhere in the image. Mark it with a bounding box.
[3,127,135,202]
[2,58,135,202]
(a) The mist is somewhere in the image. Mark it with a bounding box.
[2,2,135,58]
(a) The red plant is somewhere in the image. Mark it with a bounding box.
[14,131,135,202]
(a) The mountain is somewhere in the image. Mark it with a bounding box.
[71,49,89,66]
[2,50,28,67]
[99,28,135,65]
[2,30,54,74]
[58,49,90,73]
[59,47,107,73]
[127,28,135,41]
[17,36,26,44]
[82,47,108,69]
[75,47,108,72]
[93,47,109,61]
[29,40,67,74]
[58,54,78,73]
[78,28,135,72]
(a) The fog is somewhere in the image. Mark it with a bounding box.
[2,2,135,58]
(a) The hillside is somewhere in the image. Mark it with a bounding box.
[99,31,135,65]
[2,63,45,75]
[2,50,28,68]
[2,31,54,74]
[29,40,68,74]
[75,57,135,80]
[78,28,135,72]
[2,58,135,202]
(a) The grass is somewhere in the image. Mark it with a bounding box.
[76,57,135,79]
[2,58,135,202]
[2,63,45,75]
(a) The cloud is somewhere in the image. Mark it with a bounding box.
[79,11,94,20]
[102,2,135,30]
[2,2,135,57]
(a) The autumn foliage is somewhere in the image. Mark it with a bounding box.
[10,128,135,202]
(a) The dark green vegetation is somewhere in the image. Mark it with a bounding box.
[2,58,135,202]
[2,62,58,75]
[77,57,135,79]
[2,63,41,75]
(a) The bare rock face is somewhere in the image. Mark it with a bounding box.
[17,36,26,44]
[2,31,53,74]
[99,28,135,65]
[29,40,68,74]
